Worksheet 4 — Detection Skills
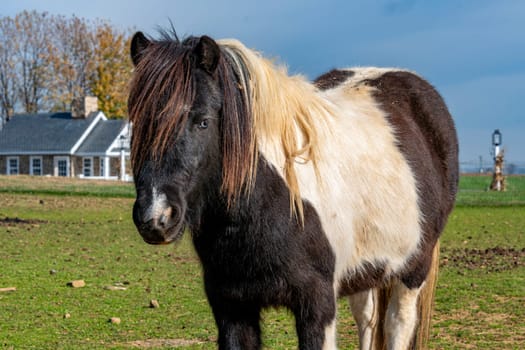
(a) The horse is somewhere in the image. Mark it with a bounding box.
[128,30,458,350]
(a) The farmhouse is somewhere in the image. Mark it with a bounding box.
[0,97,131,180]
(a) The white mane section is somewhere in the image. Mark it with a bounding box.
[218,39,336,220]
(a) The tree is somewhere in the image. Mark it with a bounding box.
[0,11,132,119]
[0,16,18,121]
[90,21,132,118]
[13,10,52,113]
[47,15,96,111]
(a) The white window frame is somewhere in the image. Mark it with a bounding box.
[30,156,43,176]
[83,157,93,177]
[7,156,19,175]
[54,156,70,177]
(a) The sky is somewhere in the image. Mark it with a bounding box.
[3,0,525,165]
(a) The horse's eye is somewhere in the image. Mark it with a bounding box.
[197,119,209,130]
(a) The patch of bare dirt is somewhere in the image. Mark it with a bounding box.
[441,247,524,273]
[0,217,47,226]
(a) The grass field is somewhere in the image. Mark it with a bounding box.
[0,175,523,349]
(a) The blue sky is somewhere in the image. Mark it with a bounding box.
[4,0,525,164]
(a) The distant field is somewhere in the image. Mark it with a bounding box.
[0,175,523,349]
[2,174,524,204]
[456,175,525,206]
[0,175,134,198]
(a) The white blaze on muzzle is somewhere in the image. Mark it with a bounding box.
[146,187,170,222]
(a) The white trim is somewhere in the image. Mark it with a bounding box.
[103,156,110,179]
[81,176,119,180]
[75,151,112,157]
[1,151,68,156]
[54,156,70,177]
[106,122,131,155]
[70,111,107,154]
[6,156,19,175]
[30,156,43,176]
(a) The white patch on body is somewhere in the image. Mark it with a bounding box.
[259,67,422,291]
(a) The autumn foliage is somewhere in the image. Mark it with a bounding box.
[0,10,132,119]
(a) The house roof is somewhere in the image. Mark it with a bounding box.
[0,112,100,154]
[0,111,130,157]
[76,119,128,155]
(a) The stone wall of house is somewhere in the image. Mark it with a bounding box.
[43,156,54,176]
[0,155,29,174]
[72,156,82,177]
[0,154,130,178]
[0,155,56,175]
[0,156,6,174]
[110,157,120,177]
[94,156,101,176]
[92,157,99,176]
[18,155,30,174]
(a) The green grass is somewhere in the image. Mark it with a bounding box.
[456,175,525,206]
[0,175,523,348]
[0,175,135,198]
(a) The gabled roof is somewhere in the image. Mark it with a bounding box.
[0,112,102,155]
[75,119,128,155]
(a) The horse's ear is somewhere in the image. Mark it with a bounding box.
[130,32,151,66]
[194,35,220,74]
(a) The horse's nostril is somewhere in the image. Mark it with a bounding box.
[158,214,168,228]
[172,206,181,222]
[156,206,176,229]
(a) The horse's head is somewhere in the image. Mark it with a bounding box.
[128,32,225,244]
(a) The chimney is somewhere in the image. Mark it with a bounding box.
[72,96,98,118]
[0,108,13,130]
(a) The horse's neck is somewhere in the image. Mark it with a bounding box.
[191,158,295,239]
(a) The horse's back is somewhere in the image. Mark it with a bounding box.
[316,67,459,216]
[366,69,458,209]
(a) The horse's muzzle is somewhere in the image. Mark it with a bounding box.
[132,199,186,245]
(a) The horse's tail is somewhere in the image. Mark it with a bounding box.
[374,241,440,349]
[413,240,440,349]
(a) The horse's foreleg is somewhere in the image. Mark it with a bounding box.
[292,287,337,350]
[384,281,421,350]
[294,310,337,350]
[210,301,262,350]
[349,288,380,350]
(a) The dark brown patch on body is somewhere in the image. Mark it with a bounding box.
[314,69,354,90]
[365,71,459,288]
[338,262,387,296]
